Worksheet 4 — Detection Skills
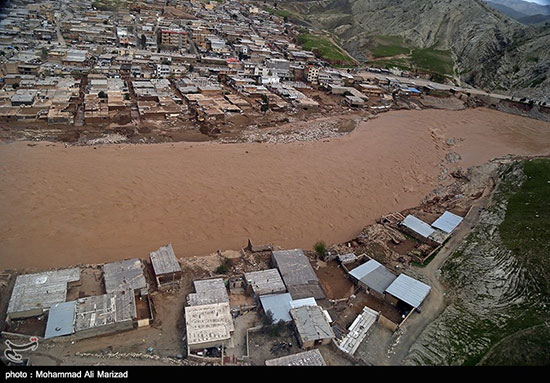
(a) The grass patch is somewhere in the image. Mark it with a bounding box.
[297,33,355,66]
[499,159,550,293]
[410,46,454,76]
[370,35,411,58]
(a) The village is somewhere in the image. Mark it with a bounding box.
[1,0,549,369]
[0,148,498,367]
[2,0,547,146]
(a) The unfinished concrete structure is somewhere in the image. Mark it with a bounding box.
[149,243,182,289]
[187,278,229,306]
[265,349,326,366]
[7,268,80,320]
[290,305,335,349]
[103,258,148,294]
[272,249,325,300]
[184,302,234,352]
[337,306,379,355]
[244,268,286,298]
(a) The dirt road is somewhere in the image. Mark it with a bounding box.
[381,175,498,365]
[0,108,549,270]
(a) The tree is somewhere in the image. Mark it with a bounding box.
[140,34,147,49]
[98,91,107,99]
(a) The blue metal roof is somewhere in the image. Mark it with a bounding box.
[431,211,463,234]
[260,293,293,322]
[44,301,76,339]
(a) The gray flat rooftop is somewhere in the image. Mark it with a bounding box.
[74,290,136,332]
[7,268,80,316]
[103,258,147,294]
[244,269,286,296]
[290,305,335,343]
[349,260,397,295]
[265,349,326,366]
[187,278,228,306]
[150,243,181,276]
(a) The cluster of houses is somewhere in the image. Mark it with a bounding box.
[0,0,432,130]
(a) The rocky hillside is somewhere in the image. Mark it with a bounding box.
[276,0,550,102]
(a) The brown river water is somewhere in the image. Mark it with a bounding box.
[1,108,549,270]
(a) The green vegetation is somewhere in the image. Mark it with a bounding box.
[261,310,287,336]
[297,33,355,66]
[528,75,546,88]
[410,46,454,76]
[367,37,454,81]
[499,159,550,293]
[313,241,327,258]
[370,36,411,58]
[435,159,550,366]
[215,257,232,274]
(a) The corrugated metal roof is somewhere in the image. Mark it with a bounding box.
[265,349,326,366]
[359,266,397,294]
[431,211,463,234]
[259,293,293,323]
[349,259,381,281]
[402,215,435,238]
[44,301,76,339]
[150,243,181,276]
[385,274,431,308]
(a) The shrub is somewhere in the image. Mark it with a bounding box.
[313,241,327,258]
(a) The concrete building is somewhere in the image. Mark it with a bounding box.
[337,306,379,355]
[7,268,80,320]
[185,302,234,352]
[149,243,182,289]
[187,278,228,306]
[73,289,137,340]
[272,249,325,300]
[290,305,335,349]
[244,269,286,298]
[265,349,326,366]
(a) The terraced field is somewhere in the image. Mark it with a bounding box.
[404,159,550,366]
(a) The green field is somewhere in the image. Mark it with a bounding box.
[499,159,550,293]
[410,47,454,76]
[370,36,411,58]
[297,33,355,66]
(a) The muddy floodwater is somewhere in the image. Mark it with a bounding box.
[1,108,549,270]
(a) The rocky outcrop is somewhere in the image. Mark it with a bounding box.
[280,0,550,102]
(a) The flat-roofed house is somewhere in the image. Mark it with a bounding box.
[185,302,234,353]
[290,305,335,349]
[244,269,286,298]
[7,268,80,320]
